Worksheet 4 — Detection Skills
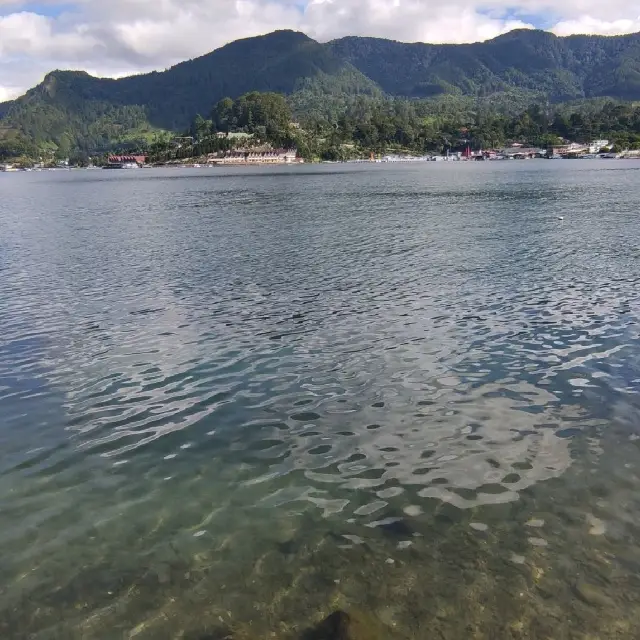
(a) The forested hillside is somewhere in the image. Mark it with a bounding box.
[2,27,640,158]
[160,92,640,164]
[330,30,640,100]
[0,30,378,155]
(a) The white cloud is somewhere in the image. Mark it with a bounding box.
[1,0,640,101]
[552,15,640,37]
[0,86,17,102]
[0,11,92,57]
[302,0,533,42]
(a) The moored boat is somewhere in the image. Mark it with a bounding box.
[103,161,140,169]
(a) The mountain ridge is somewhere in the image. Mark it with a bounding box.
[15,27,640,88]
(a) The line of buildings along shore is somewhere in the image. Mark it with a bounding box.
[362,144,640,163]
[4,140,640,173]
[103,149,301,168]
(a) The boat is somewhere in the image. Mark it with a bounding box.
[103,161,140,169]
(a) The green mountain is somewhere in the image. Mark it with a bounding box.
[0,31,379,154]
[330,29,640,100]
[2,28,640,155]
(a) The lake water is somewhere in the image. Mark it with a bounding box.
[1,162,640,639]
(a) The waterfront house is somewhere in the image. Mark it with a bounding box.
[208,149,299,165]
[588,140,610,154]
[107,155,147,166]
[549,142,588,158]
[499,146,545,159]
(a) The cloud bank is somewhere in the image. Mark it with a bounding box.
[1,0,640,100]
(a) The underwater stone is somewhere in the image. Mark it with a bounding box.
[528,537,548,547]
[525,518,545,528]
[587,514,606,536]
[573,581,614,608]
[303,609,387,640]
[378,518,413,538]
[277,539,299,555]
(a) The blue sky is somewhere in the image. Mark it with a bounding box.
[0,3,70,16]
[1,0,640,101]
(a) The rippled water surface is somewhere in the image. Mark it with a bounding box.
[1,162,640,639]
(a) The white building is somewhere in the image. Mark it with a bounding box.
[208,149,299,165]
[589,139,610,153]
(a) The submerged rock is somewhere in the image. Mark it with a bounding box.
[277,538,299,556]
[573,580,614,608]
[377,518,414,538]
[303,609,386,640]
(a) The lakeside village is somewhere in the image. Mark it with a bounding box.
[2,137,640,172]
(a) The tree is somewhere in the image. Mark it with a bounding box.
[0,133,39,161]
[69,151,90,167]
[192,114,211,140]
[212,97,234,132]
[55,133,73,160]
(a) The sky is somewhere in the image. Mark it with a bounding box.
[1,0,640,102]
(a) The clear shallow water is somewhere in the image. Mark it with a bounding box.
[1,162,640,639]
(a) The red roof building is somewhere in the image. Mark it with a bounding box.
[108,155,147,165]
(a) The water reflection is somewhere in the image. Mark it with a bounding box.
[1,163,640,638]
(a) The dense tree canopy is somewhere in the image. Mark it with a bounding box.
[3,84,640,164]
[0,132,39,161]
[140,92,640,165]
[212,92,293,143]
